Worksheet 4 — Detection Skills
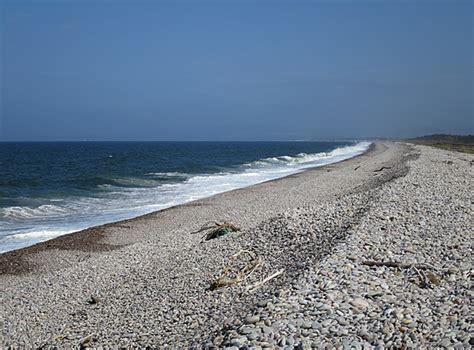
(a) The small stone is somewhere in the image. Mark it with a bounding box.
[278,337,286,346]
[287,323,297,332]
[230,337,246,347]
[239,327,254,335]
[439,338,451,347]
[286,335,295,346]
[213,336,224,345]
[350,298,369,309]
[427,272,440,286]
[367,291,383,298]
[322,319,332,327]
[246,332,258,341]
[244,315,260,324]
[336,317,349,326]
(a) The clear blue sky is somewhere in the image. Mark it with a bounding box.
[1,0,472,141]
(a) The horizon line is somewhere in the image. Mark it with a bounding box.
[0,138,384,143]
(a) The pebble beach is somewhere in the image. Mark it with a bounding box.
[1,142,472,348]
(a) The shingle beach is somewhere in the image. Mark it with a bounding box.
[1,142,472,348]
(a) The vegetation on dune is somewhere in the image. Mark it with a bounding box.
[407,134,474,154]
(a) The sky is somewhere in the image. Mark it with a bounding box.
[0,0,473,141]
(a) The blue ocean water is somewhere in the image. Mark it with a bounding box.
[0,141,370,252]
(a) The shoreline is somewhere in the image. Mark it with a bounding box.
[2,141,471,348]
[0,142,375,275]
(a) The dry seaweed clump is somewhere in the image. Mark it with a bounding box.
[193,221,240,240]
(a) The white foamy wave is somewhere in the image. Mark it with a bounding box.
[0,142,371,253]
[4,229,71,241]
[245,142,370,168]
[328,142,370,156]
[145,172,190,178]
[1,204,70,220]
[0,229,74,253]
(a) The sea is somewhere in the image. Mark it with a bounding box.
[0,141,371,253]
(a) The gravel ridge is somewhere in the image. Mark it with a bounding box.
[1,142,472,348]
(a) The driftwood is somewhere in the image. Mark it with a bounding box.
[361,260,428,270]
[246,269,285,293]
[210,250,261,290]
[362,260,441,288]
[78,334,94,346]
[192,221,240,240]
[364,259,444,287]
[412,265,429,288]
[373,166,391,172]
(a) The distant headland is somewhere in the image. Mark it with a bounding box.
[407,134,474,154]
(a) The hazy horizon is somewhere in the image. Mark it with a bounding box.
[1,1,473,142]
